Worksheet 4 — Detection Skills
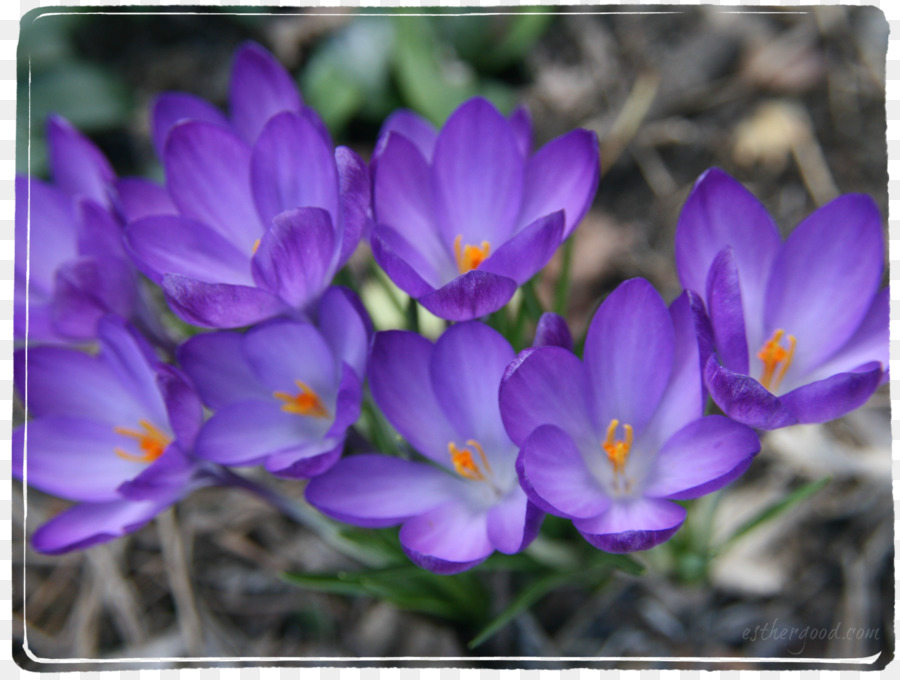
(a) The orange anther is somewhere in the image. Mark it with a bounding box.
[757,329,796,391]
[274,380,330,418]
[114,419,171,463]
[453,235,491,274]
[449,439,492,481]
[603,419,633,476]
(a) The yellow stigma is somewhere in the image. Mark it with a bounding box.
[274,380,330,418]
[449,439,493,482]
[453,235,491,274]
[114,419,171,463]
[603,419,633,476]
[757,329,796,392]
[252,238,261,255]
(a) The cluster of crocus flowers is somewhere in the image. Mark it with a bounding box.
[13,41,888,571]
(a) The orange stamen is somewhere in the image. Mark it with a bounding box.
[602,419,633,476]
[274,380,330,418]
[757,329,796,391]
[449,439,492,481]
[453,235,491,274]
[114,419,171,463]
[252,238,261,255]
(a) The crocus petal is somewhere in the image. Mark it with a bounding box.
[164,121,261,252]
[500,346,596,448]
[251,207,336,309]
[518,424,610,519]
[508,105,532,158]
[778,362,884,424]
[114,177,177,221]
[162,274,287,329]
[264,437,344,479]
[14,302,60,344]
[76,199,127,259]
[487,487,538,555]
[516,129,600,237]
[375,109,438,162]
[583,278,673,433]
[305,454,458,528]
[574,498,686,553]
[370,224,441,294]
[369,331,458,465]
[229,41,303,145]
[479,211,565,285]
[534,312,573,350]
[675,167,781,329]
[400,500,494,573]
[251,111,339,229]
[705,355,797,430]
[317,286,372,380]
[763,194,884,376]
[642,415,759,500]
[16,177,78,288]
[151,92,229,159]
[31,497,172,555]
[432,97,524,246]
[177,331,270,409]
[126,214,254,286]
[52,256,138,339]
[418,270,518,322]
[706,247,750,374]
[157,365,204,449]
[47,115,115,206]
[117,444,201,501]
[335,146,370,267]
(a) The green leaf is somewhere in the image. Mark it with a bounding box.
[30,61,132,131]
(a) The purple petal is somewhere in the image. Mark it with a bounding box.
[706,247,749,374]
[177,331,270,409]
[317,286,372,380]
[162,274,287,329]
[305,454,458,528]
[251,207,336,309]
[229,41,303,144]
[642,415,759,500]
[52,256,138,339]
[705,355,797,430]
[47,115,115,206]
[480,211,565,285]
[126,214,254,286]
[118,444,201,501]
[164,121,261,252]
[516,129,600,237]
[14,301,60,344]
[500,346,596,447]
[76,199,127,259]
[369,330,459,465]
[375,109,438,163]
[675,167,781,330]
[400,500,493,573]
[16,177,78,289]
[487,487,537,555]
[251,111,339,229]
[779,363,884,424]
[533,312,573,350]
[574,498,686,553]
[151,92,229,160]
[264,437,344,479]
[518,425,610,519]
[764,194,884,376]
[335,146,370,267]
[508,105,532,158]
[433,98,524,246]
[114,177,177,221]
[583,278,674,433]
[418,270,518,322]
[156,365,204,449]
[370,224,442,294]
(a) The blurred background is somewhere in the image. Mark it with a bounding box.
[13,5,892,667]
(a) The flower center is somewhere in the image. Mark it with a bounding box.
[757,328,796,392]
[114,419,171,463]
[274,380,330,418]
[602,418,635,494]
[448,439,493,482]
[453,235,491,274]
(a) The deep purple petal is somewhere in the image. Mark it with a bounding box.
[251,207,336,308]
[375,109,438,162]
[675,168,781,330]
[117,444,201,501]
[583,278,674,433]
[706,247,750,374]
[335,146,370,267]
[764,194,884,376]
[479,211,565,285]
[370,224,441,294]
[114,177,177,221]
[177,331,270,409]
[779,363,884,424]
[324,362,363,439]
[574,498,687,553]
[51,256,138,340]
[16,177,78,289]
[508,105,532,158]
[418,270,517,322]
[317,286,372,380]
[76,199,127,259]
[47,115,115,206]
[306,454,458,528]
[156,365,204,449]
[164,121,261,252]
[400,500,493,573]
[369,331,458,465]
[705,355,797,430]
[486,487,535,555]
[229,41,303,144]
[432,98,524,246]
[516,129,600,237]
[264,437,344,479]
[642,415,759,500]
[151,92,229,160]
[251,111,339,229]
[533,312,573,350]
[162,274,287,329]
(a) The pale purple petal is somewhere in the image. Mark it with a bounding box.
[508,105,532,158]
[534,312,573,350]
[17,177,79,289]
[400,500,493,573]
[177,331,270,409]
[370,225,441,294]
[375,109,438,162]
[705,355,797,430]
[574,498,686,553]
[779,363,884,424]
[151,92,229,159]
[47,115,115,206]
[487,487,537,555]
[114,177,177,221]
[706,247,749,374]
[52,256,138,339]
[418,270,517,322]
[317,286,372,380]
[305,454,458,528]
[583,278,673,433]
[432,98,524,246]
[516,129,599,237]
[162,274,287,329]
[642,415,759,500]
[335,146,370,267]
[479,211,564,285]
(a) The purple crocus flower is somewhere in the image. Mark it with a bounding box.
[370,98,599,321]
[500,278,760,553]
[12,317,207,553]
[675,168,888,429]
[178,287,370,478]
[305,322,543,574]
[125,42,369,328]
